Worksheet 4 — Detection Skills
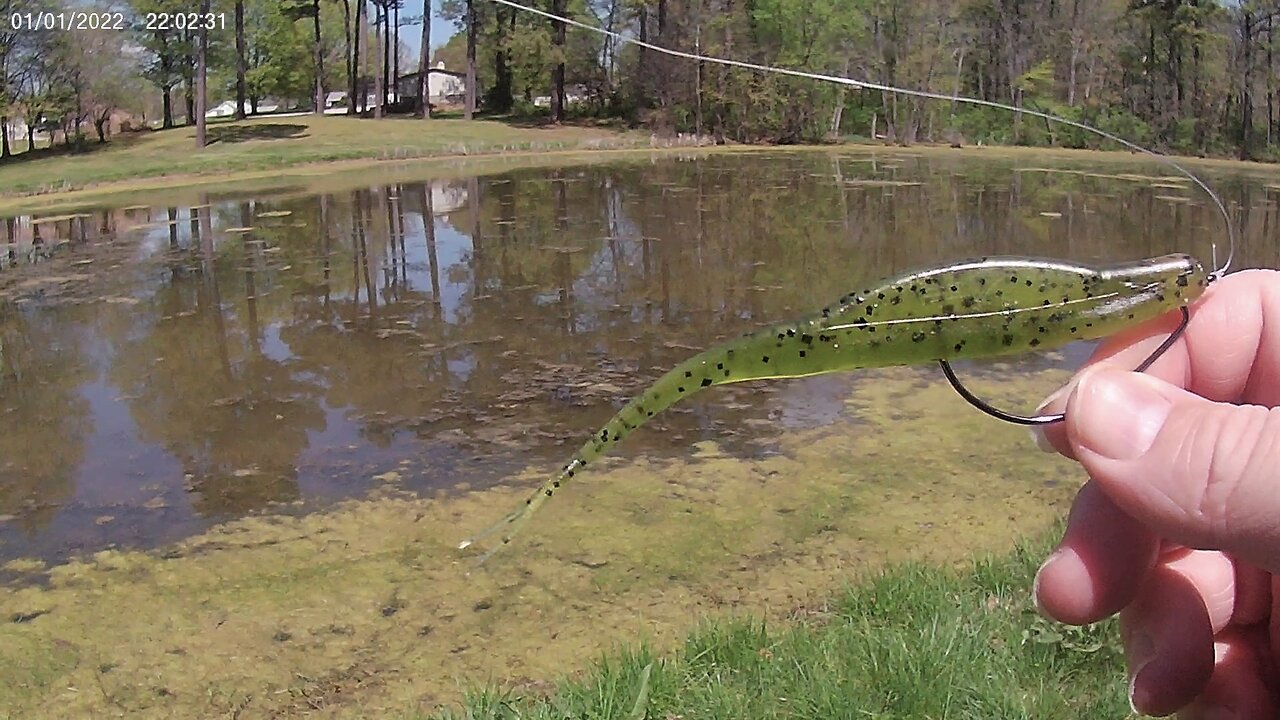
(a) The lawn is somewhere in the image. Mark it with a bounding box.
[0,114,648,198]
[434,529,1128,720]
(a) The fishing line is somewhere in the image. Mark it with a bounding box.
[479,0,1236,279]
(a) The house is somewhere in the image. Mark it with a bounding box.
[396,61,469,107]
[3,118,31,144]
[323,91,348,113]
[205,100,238,118]
[206,99,290,118]
[533,84,590,108]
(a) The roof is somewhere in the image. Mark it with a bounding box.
[398,68,466,80]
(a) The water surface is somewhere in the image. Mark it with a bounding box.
[1,148,1276,565]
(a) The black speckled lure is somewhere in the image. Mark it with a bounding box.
[460,253,1209,558]
[458,0,1236,560]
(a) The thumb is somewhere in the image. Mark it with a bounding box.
[1064,367,1280,572]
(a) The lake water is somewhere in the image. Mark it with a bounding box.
[0,148,1275,566]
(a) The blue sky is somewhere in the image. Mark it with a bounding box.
[401,0,458,53]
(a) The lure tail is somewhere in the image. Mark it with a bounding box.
[458,324,794,560]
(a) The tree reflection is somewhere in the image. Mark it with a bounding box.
[109,199,325,518]
[0,306,91,533]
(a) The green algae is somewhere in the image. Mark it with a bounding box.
[0,363,1083,719]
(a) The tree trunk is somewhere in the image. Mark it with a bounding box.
[418,0,431,117]
[382,1,391,109]
[196,0,209,148]
[235,1,246,119]
[392,2,400,96]
[635,4,648,110]
[1268,11,1275,148]
[1,116,9,157]
[183,27,196,124]
[489,5,513,113]
[465,0,477,119]
[1241,7,1254,161]
[355,0,365,113]
[26,123,34,152]
[159,33,175,128]
[373,5,384,118]
[694,15,703,135]
[313,0,325,114]
[550,0,567,123]
[344,0,355,114]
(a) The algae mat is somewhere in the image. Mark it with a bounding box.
[0,367,1082,718]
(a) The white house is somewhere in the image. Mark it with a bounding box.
[323,91,348,114]
[205,100,238,118]
[396,61,468,106]
[206,99,287,118]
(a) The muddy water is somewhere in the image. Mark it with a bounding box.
[0,149,1277,716]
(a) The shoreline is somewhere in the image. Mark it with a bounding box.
[3,126,1276,216]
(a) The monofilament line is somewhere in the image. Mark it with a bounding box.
[481,0,1236,278]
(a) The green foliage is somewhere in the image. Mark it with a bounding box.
[243,0,313,103]
[132,0,193,92]
[0,0,1276,160]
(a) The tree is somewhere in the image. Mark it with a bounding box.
[355,0,366,111]
[342,0,355,114]
[235,0,247,118]
[417,0,432,117]
[74,22,146,142]
[0,0,54,156]
[466,0,477,118]
[196,0,209,147]
[549,0,567,122]
[282,0,328,112]
[373,1,385,116]
[134,0,191,128]
[242,0,313,112]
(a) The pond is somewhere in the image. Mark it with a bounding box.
[0,147,1276,715]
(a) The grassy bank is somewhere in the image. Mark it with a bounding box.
[5,114,1277,213]
[439,531,1128,720]
[0,115,649,198]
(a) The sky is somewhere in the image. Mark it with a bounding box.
[401,0,458,54]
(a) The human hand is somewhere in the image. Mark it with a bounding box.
[1032,269,1280,718]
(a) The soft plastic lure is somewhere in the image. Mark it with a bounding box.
[457,0,1235,559]
[460,254,1208,557]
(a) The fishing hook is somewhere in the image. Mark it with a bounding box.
[938,306,1190,426]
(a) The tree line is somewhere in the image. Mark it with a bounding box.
[0,0,1277,161]
[0,0,435,154]
[442,0,1280,161]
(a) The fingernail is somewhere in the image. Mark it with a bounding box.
[1072,372,1173,461]
[1128,666,1152,715]
[1030,382,1075,453]
[1126,631,1157,714]
[1031,552,1057,616]
[1029,426,1054,453]
[1035,382,1073,415]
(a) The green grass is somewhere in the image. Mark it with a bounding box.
[0,114,646,198]
[432,531,1129,720]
